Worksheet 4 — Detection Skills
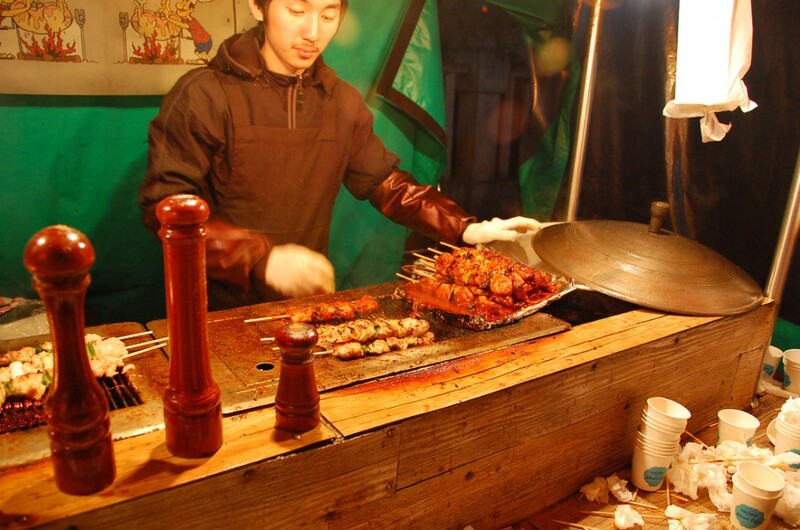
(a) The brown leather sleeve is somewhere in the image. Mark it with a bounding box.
[203,218,272,292]
[368,169,476,244]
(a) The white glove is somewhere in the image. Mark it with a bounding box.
[462,216,542,245]
[264,244,335,298]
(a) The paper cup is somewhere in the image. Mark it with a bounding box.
[763,345,783,378]
[645,397,691,429]
[773,417,800,467]
[631,444,672,491]
[783,350,800,392]
[636,428,679,453]
[736,461,785,498]
[640,416,683,443]
[718,409,760,446]
[730,464,784,530]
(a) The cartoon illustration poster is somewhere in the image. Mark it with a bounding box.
[0,0,253,95]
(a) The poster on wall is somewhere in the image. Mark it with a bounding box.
[0,0,253,95]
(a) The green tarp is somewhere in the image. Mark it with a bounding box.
[0,0,573,325]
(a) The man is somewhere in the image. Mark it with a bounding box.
[139,0,538,310]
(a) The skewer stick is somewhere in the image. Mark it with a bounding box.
[260,337,275,344]
[439,241,459,251]
[396,273,417,282]
[244,314,290,324]
[625,499,661,510]
[412,252,436,264]
[682,430,708,448]
[122,341,168,358]
[314,350,333,356]
[551,520,602,530]
[687,457,762,465]
[426,247,443,255]
[580,511,664,520]
[116,330,155,341]
[125,336,169,350]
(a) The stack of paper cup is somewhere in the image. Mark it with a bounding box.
[784,349,800,393]
[731,461,785,530]
[718,409,760,446]
[631,396,691,491]
[773,411,800,471]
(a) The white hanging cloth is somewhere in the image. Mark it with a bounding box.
[662,0,757,142]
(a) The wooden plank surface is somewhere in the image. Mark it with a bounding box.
[0,407,338,528]
[0,297,777,529]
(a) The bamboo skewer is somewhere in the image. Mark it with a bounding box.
[427,247,443,255]
[412,252,436,264]
[396,273,417,282]
[626,499,661,510]
[440,241,459,251]
[116,330,154,341]
[682,430,708,448]
[580,510,665,520]
[244,314,290,324]
[552,520,602,530]
[124,337,169,350]
[260,337,275,344]
[121,341,168,358]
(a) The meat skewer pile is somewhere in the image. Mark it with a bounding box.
[315,317,434,360]
[0,334,134,408]
[263,316,436,361]
[324,332,435,360]
[397,246,561,323]
[244,295,379,324]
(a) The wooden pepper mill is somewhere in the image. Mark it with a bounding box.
[275,323,320,433]
[23,225,116,495]
[157,194,223,457]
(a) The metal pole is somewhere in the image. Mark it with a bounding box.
[565,0,604,222]
[765,147,800,303]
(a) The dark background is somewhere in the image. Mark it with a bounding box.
[436,0,800,324]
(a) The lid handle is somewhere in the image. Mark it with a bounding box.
[649,201,670,234]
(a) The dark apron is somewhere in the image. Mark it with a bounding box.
[208,74,343,310]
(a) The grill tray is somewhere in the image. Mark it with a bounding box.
[0,372,143,435]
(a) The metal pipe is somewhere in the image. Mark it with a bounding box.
[565,0,604,221]
[765,147,800,303]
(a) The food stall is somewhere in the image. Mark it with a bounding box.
[0,225,777,527]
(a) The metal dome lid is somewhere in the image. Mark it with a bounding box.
[532,202,764,316]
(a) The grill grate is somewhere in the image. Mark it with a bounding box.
[0,371,143,434]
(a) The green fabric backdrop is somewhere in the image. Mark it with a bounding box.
[0,0,446,325]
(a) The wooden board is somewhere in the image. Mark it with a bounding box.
[0,298,777,529]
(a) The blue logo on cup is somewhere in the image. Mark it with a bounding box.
[643,466,667,487]
[735,503,766,529]
[790,449,800,470]
[764,364,775,376]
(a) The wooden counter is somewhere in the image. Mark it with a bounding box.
[0,285,777,529]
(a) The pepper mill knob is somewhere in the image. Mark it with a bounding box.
[23,225,116,495]
[275,323,320,433]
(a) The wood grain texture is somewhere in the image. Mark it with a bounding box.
[0,299,777,529]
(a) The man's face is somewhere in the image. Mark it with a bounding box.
[258,0,343,76]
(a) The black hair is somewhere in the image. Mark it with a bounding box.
[255,0,348,20]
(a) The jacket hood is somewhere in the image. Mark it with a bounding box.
[209,27,337,94]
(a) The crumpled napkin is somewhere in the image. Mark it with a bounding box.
[662,0,757,142]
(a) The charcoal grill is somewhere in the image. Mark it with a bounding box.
[0,323,170,470]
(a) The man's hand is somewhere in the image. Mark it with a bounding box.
[264,244,335,298]
[462,216,542,245]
